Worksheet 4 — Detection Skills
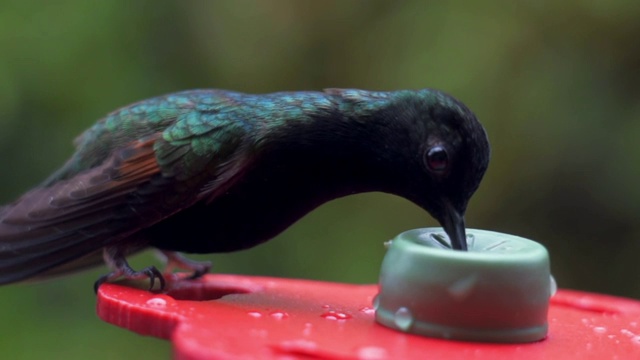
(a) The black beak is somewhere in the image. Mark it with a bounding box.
[441,201,467,251]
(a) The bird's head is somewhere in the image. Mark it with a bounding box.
[372,90,490,250]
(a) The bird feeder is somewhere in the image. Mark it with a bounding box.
[97,229,640,359]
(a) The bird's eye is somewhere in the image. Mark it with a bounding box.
[425,146,449,173]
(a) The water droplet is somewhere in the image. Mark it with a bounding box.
[359,306,375,315]
[447,274,478,301]
[270,311,289,320]
[608,334,616,339]
[593,326,607,334]
[373,295,380,310]
[321,304,331,309]
[581,318,590,326]
[631,336,640,345]
[357,346,388,359]
[321,310,352,321]
[631,322,638,328]
[621,329,635,337]
[247,311,262,318]
[302,323,313,336]
[549,275,557,297]
[383,240,393,249]
[146,297,167,307]
[393,307,414,331]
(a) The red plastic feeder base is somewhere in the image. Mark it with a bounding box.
[97,274,640,359]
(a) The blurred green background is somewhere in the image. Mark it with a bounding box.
[1,1,639,359]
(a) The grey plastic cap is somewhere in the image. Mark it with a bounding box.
[375,228,552,343]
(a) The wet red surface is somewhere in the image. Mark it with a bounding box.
[97,274,640,360]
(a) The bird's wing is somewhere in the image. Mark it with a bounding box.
[0,135,168,284]
[0,93,252,284]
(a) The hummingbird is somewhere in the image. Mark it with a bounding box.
[0,88,490,292]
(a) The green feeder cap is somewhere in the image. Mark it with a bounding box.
[375,228,553,343]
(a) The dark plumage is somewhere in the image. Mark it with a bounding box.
[0,88,490,291]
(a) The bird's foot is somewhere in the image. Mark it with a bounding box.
[159,251,211,280]
[94,266,165,293]
[94,247,166,293]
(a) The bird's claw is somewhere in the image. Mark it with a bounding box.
[160,251,211,280]
[94,249,210,293]
[94,274,110,294]
[94,265,166,293]
[94,247,169,293]
[186,263,211,280]
[141,265,166,290]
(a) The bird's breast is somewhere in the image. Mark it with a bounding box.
[146,144,371,253]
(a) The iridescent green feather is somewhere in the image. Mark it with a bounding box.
[42,88,462,187]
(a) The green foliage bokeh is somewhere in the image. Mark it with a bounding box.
[1,1,639,359]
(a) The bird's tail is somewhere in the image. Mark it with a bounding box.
[0,135,168,285]
[0,194,108,285]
